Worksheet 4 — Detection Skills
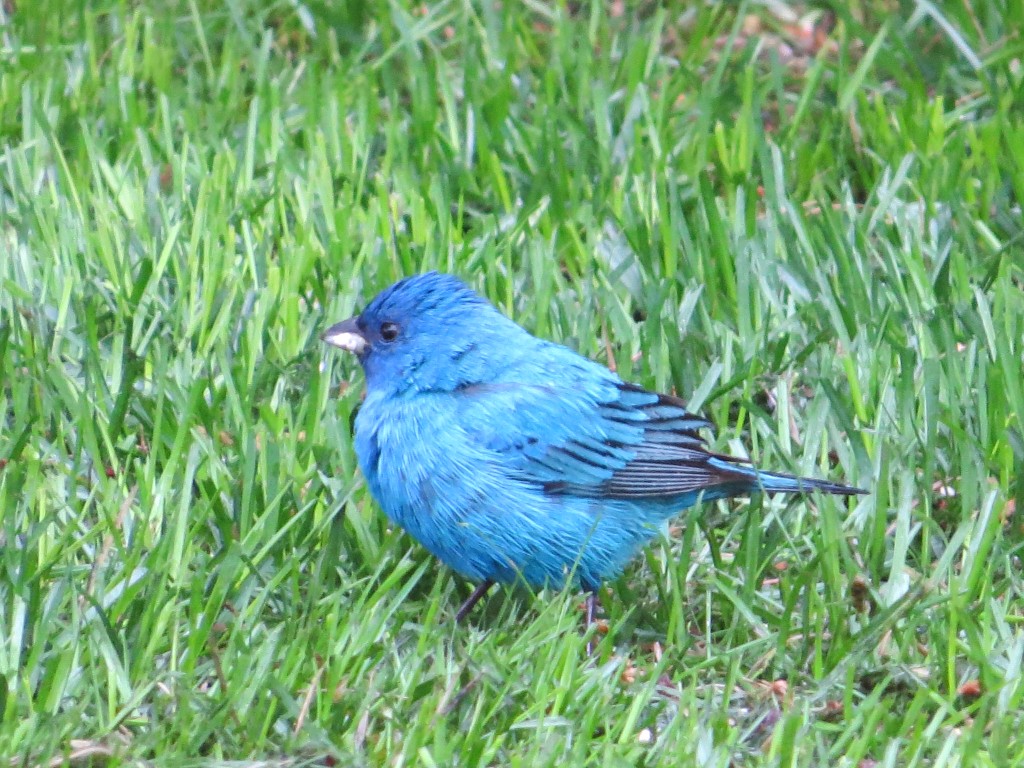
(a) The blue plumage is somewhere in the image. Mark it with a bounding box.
[323,273,864,613]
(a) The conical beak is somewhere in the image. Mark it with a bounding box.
[321,317,368,355]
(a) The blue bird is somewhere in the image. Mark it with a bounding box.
[323,272,864,624]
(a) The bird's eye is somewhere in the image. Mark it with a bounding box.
[380,321,400,342]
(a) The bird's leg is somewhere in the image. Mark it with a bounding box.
[584,588,601,656]
[455,579,494,622]
[584,589,600,627]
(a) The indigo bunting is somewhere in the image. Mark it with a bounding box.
[323,272,864,622]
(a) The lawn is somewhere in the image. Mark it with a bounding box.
[1,1,1023,765]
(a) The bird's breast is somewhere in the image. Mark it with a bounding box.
[353,392,474,526]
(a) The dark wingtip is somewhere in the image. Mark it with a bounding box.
[829,484,869,496]
[797,478,868,496]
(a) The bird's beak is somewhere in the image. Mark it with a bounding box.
[321,317,368,355]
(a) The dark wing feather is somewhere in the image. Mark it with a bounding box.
[457,379,754,500]
[539,384,753,498]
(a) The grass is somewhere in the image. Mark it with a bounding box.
[1,0,1023,765]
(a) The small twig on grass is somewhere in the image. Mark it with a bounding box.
[83,485,138,605]
[294,657,327,735]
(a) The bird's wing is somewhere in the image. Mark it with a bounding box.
[455,376,753,499]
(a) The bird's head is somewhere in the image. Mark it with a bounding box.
[322,272,527,395]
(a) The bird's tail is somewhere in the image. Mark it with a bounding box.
[708,456,868,499]
[747,468,866,497]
